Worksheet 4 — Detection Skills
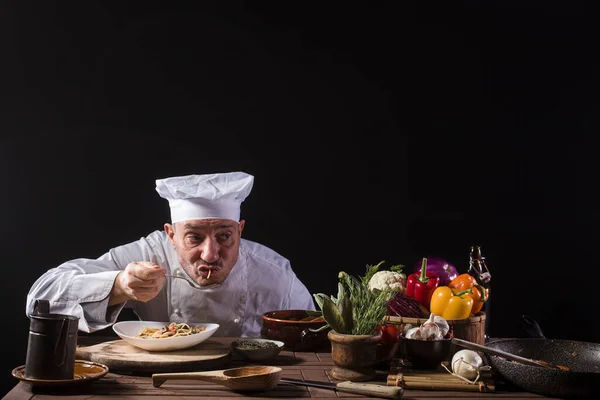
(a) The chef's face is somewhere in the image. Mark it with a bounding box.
[165,219,245,286]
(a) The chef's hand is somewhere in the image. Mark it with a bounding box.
[109,261,167,306]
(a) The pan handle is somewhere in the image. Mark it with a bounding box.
[451,338,558,370]
[522,314,546,339]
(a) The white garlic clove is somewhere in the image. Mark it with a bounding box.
[433,315,450,337]
[404,327,420,339]
[424,313,436,325]
[422,324,442,340]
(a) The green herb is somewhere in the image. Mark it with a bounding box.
[362,260,385,285]
[233,339,279,350]
[390,264,405,273]
[312,261,400,336]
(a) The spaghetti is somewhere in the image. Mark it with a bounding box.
[136,322,206,339]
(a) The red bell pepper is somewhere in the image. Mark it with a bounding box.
[405,258,440,310]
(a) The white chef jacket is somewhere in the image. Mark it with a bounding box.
[26,231,316,337]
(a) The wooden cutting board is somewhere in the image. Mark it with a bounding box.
[76,339,231,373]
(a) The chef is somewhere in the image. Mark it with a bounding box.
[26,171,315,337]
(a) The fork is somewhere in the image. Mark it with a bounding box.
[165,273,221,290]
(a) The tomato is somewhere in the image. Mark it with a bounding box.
[376,324,400,344]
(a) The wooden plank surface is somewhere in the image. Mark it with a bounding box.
[6,375,549,400]
[4,337,551,400]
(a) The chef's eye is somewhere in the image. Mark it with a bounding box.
[185,234,203,244]
[217,232,233,244]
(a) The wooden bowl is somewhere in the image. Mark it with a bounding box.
[260,310,330,351]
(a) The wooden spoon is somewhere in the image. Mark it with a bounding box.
[452,338,566,370]
[152,365,282,391]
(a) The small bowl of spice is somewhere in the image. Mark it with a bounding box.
[231,338,284,361]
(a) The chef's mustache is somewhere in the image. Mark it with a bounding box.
[197,261,220,268]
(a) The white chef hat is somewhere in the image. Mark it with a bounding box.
[155,172,254,223]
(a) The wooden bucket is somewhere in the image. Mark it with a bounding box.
[384,312,486,345]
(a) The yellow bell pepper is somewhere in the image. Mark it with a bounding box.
[429,286,474,320]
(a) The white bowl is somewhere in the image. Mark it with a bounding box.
[112,321,219,352]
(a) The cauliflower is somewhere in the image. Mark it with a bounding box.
[368,270,407,293]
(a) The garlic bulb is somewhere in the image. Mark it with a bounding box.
[419,313,442,340]
[451,349,483,380]
[404,313,446,340]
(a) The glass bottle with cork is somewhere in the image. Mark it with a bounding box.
[468,245,492,341]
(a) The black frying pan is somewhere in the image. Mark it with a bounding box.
[484,316,600,398]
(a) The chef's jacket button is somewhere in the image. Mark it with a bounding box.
[233,317,240,324]
[173,308,181,316]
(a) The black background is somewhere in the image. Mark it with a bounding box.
[1,1,598,396]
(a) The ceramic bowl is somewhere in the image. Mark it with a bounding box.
[231,338,284,361]
[261,309,330,351]
[113,321,219,352]
[397,336,453,369]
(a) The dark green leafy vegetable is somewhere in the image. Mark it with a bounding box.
[315,293,346,333]
[312,261,399,335]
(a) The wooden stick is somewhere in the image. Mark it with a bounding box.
[403,381,494,392]
[401,374,466,381]
[392,373,460,381]
[396,371,493,380]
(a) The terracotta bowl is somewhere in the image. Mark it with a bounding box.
[397,337,453,369]
[260,310,331,351]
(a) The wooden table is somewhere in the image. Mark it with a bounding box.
[4,336,549,400]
